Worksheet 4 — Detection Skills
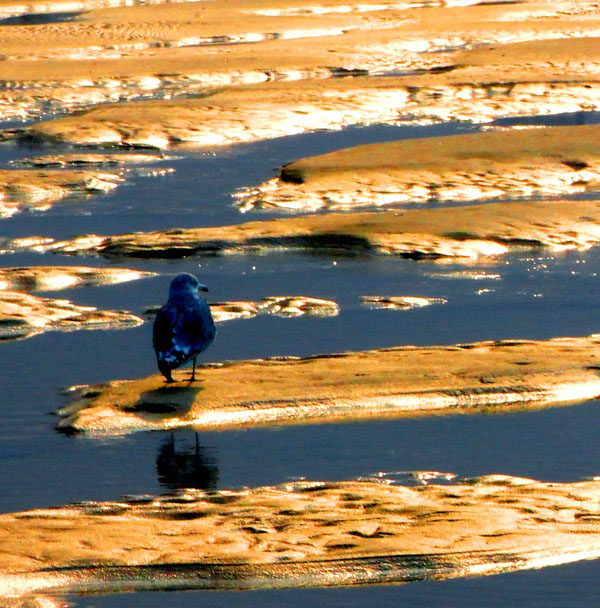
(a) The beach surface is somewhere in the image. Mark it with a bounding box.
[3,0,600,605]
[237,124,600,211]
[57,334,600,434]
[19,199,600,261]
[2,476,600,598]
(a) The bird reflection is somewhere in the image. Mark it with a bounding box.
[156,433,219,491]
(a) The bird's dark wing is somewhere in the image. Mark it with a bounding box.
[152,302,193,380]
[171,295,216,357]
[152,303,178,356]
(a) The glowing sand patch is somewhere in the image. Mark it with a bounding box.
[18,79,600,150]
[360,295,447,309]
[55,334,600,434]
[236,123,600,212]
[11,152,167,168]
[0,266,155,292]
[0,169,121,219]
[3,475,600,600]
[0,291,142,342]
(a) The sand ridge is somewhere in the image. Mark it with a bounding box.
[20,199,600,261]
[0,266,155,292]
[18,73,600,149]
[360,295,447,310]
[2,476,600,598]
[56,334,600,434]
[0,290,143,341]
[11,153,167,169]
[236,123,600,212]
[0,168,121,218]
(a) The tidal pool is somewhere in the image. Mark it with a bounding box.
[2,119,600,605]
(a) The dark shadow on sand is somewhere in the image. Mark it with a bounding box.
[126,385,201,418]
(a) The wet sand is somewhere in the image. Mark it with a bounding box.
[0,169,120,218]
[208,296,339,322]
[2,476,600,598]
[0,266,154,292]
[12,153,167,169]
[360,296,447,310]
[18,71,600,149]
[23,199,600,261]
[0,0,598,126]
[2,0,600,605]
[236,124,600,212]
[0,290,142,341]
[57,334,600,434]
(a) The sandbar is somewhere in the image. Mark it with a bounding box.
[24,199,600,261]
[19,71,600,149]
[57,334,600,434]
[208,296,339,322]
[0,266,155,292]
[236,124,600,212]
[2,475,600,599]
[12,153,166,169]
[360,296,447,310]
[0,169,120,219]
[0,291,142,342]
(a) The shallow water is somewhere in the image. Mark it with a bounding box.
[2,249,600,510]
[0,10,83,25]
[1,117,600,606]
[1,120,479,241]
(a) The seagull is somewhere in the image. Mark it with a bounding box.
[153,273,216,383]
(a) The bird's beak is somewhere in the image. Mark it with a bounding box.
[199,284,209,292]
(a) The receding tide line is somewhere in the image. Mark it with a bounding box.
[2,547,600,598]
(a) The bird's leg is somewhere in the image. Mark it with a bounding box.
[190,356,198,382]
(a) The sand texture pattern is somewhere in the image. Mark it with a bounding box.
[236,124,600,212]
[57,334,600,434]
[0,291,143,341]
[25,199,600,261]
[2,476,600,598]
[2,1,600,129]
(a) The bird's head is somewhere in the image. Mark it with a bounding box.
[169,273,209,295]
